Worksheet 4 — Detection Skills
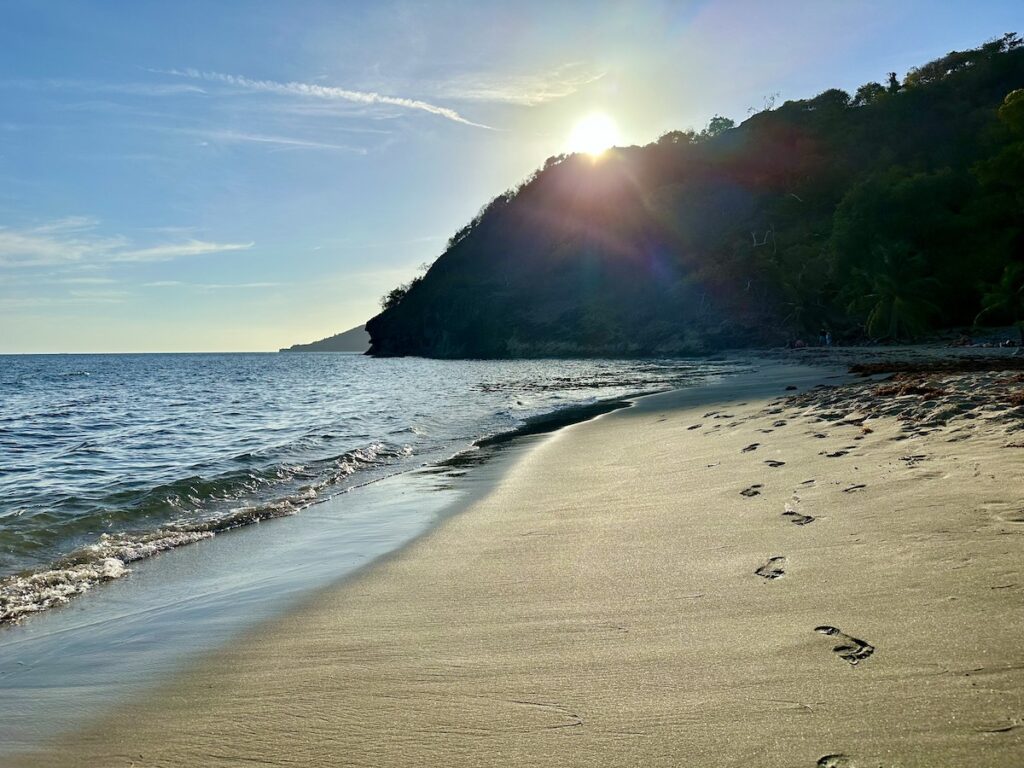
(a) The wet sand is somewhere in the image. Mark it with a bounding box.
[12,357,1024,767]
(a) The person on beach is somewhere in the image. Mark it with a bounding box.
[825,331,833,347]
[818,328,827,346]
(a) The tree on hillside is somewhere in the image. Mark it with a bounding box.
[853,82,886,106]
[850,244,940,340]
[657,129,698,145]
[379,275,424,310]
[700,115,735,139]
[975,263,1024,342]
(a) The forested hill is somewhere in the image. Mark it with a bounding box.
[367,35,1024,358]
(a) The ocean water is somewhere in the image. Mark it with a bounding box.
[0,352,728,626]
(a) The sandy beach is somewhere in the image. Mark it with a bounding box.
[12,356,1024,768]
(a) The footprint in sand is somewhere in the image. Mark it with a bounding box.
[782,503,814,526]
[821,450,849,458]
[772,420,787,427]
[740,484,763,497]
[764,459,786,468]
[814,626,874,665]
[755,556,786,579]
[842,484,866,493]
[817,755,853,768]
[742,443,760,453]
[996,510,1024,524]
[687,423,702,430]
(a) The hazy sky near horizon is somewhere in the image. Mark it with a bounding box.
[1,0,1022,352]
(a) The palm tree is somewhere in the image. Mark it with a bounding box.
[850,244,939,340]
[974,263,1024,343]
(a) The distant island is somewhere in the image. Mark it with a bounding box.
[367,34,1024,358]
[279,324,370,353]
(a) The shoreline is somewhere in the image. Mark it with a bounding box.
[10,355,1024,766]
[0,363,735,758]
[1,359,727,630]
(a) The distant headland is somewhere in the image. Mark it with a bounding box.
[279,324,370,353]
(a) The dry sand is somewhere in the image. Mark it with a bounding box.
[12,358,1024,768]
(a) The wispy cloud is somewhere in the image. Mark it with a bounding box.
[60,276,119,285]
[0,225,125,268]
[188,129,368,154]
[433,63,606,106]
[0,78,206,97]
[30,215,102,234]
[161,68,495,129]
[112,239,253,263]
[144,280,278,290]
[68,289,130,301]
[0,219,253,268]
[0,293,127,310]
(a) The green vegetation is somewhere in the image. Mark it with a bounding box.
[369,35,1024,357]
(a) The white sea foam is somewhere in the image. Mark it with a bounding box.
[0,530,213,625]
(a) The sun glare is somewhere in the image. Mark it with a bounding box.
[566,113,621,158]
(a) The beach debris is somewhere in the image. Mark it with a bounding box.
[740,484,763,497]
[755,556,787,579]
[839,412,868,426]
[814,625,875,665]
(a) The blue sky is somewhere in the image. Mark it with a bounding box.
[1,0,1021,352]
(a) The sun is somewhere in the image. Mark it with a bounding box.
[566,113,621,158]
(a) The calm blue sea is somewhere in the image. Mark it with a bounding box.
[0,352,727,625]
